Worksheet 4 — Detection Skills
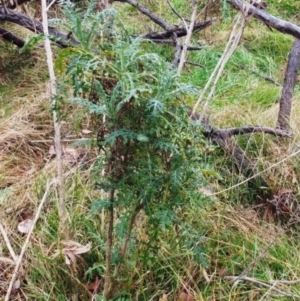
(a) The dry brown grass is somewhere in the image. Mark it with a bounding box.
[0,84,53,189]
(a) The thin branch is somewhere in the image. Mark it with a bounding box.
[142,18,216,40]
[0,7,79,48]
[209,147,300,196]
[177,0,199,76]
[0,26,25,47]
[5,181,54,301]
[228,0,300,39]
[234,63,281,86]
[185,60,205,68]
[218,126,291,137]
[116,0,169,30]
[0,223,18,262]
[191,9,248,119]
[145,38,203,50]
[41,0,67,237]
[224,275,300,299]
[165,0,190,23]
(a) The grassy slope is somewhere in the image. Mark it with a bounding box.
[1,1,300,300]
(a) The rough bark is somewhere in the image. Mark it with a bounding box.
[276,38,300,130]
[228,0,300,39]
[143,18,216,40]
[0,7,79,47]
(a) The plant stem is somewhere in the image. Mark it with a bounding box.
[103,188,115,299]
[113,204,142,277]
[41,0,68,238]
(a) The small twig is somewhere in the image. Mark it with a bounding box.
[272,278,300,285]
[5,180,54,301]
[177,0,199,76]
[218,126,291,137]
[185,60,205,68]
[118,0,169,30]
[142,18,216,40]
[224,275,300,298]
[0,257,15,265]
[0,223,18,262]
[166,0,190,23]
[30,138,92,143]
[210,147,300,196]
[234,63,281,86]
[192,7,249,119]
[145,39,203,51]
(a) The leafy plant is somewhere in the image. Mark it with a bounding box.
[57,4,212,299]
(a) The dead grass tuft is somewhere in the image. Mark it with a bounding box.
[0,84,53,189]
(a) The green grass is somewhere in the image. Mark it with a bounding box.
[2,1,300,300]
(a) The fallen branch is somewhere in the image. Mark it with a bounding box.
[5,180,54,301]
[116,0,169,30]
[224,275,300,299]
[228,0,300,39]
[144,39,202,50]
[216,126,291,137]
[185,60,205,68]
[166,0,190,23]
[234,63,281,86]
[0,223,18,262]
[0,7,79,48]
[0,26,25,47]
[142,18,216,40]
[192,114,268,188]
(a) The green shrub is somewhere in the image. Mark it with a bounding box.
[55,4,212,299]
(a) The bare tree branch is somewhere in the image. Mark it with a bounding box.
[142,18,216,40]
[228,0,300,39]
[276,38,300,130]
[115,0,170,30]
[166,0,190,23]
[185,60,205,68]
[145,38,202,50]
[219,126,291,137]
[234,63,281,86]
[0,7,79,47]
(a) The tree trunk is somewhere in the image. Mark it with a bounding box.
[276,38,300,130]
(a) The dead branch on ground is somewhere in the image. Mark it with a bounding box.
[228,0,300,39]
[224,275,300,299]
[0,7,79,47]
